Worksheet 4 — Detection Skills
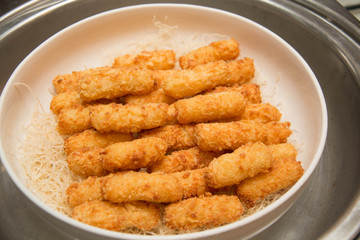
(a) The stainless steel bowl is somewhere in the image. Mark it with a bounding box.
[0,0,359,239]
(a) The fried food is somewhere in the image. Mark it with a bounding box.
[195,120,292,152]
[124,88,176,105]
[160,58,255,99]
[148,147,218,173]
[269,143,298,160]
[171,90,246,124]
[78,67,156,102]
[50,91,82,115]
[140,124,197,151]
[239,103,282,122]
[236,157,304,208]
[90,103,171,133]
[66,147,108,177]
[112,49,176,70]
[72,200,161,231]
[64,129,133,155]
[101,137,168,172]
[210,83,262,104]
[66,175,108,207]
[207,142,273,188]
[179,38,240,69]
[170,168,209,199]
[52,66,111,94]
[57,105,91,135]
[103,171,183,203]
[164,195,244,231]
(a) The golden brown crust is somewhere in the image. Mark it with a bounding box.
[179,38,240,69]
[209,83,262,104]
[50,91,82,115]
[57,105,91,135]
[194,120,292,152]
[72,200,161,231]
[164,195,244,231]
[124,88,176,105]
[240,103,282,122]
[206,142,273,188]
[101,137,168,172]
[64,129,133,155]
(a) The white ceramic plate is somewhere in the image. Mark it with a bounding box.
[0,3,327,240]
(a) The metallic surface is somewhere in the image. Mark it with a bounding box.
[0,0,359,239]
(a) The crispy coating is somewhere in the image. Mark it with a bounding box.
[66,175,108,207]
[210,83,262,104]
[164,195,244,231]
[64,129,133,155]
[112,49,176,70]
[179,38,240,69]
[236,157,304,208]
[241,103,282,122]
[50,91,82,115]
[269,143,298,161]
[140,124,197,151]
[172,91,246,124]
[57,105,91,135]
[103,171,183,203]
[148,147,218,173]
[124,88,176,105]
[67,147,108,177]
[207,142,273,188]
[170,168,209,199]
[79,67,156,102]
[161,58,255,99]
[90,103,171,133]
[195,120,292,152]
[101,137,168,172]
[52,66,110,94]
[72,200,161,231]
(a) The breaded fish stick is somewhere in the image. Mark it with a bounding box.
[195,120,292,152]
[64,129,133,155]
[237,103,282,122]
[161,59,255,99]
[179,38,240,69]
[140,124,197,151]
[67,147,108,177]
[112,49,176,70]
[72,200,161,231]
[103,171,183,203]
[210,83,262,104]
[207,142,273,188]
[52,66,111,94]
[101,137,168,172]
[171,91,246,124]
[164,195,244,231]
[57,106,91,135]
[236,157,304,208]
[50,91,82,115]
[269,143,298,160]
[66,175,109,207]
[148,147,218,173]
[79,67,156,102]
[124,88,176,105]
[90,103,171,133]
[170,168,209,199]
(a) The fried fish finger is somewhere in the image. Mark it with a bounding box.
[236,157,304,208]
[66,147,108,177]
[171,90,246,124]
[140,124,197,151]
[102,171,182,203]
[79,67,156,102]
[64,129,133,155]
[112,49,176,70]
[237,103,282,122]
[148,147,218,173]
[209,83,262,104]
[90,103,171,133]
[195,120,292,152]
[179,38,240,69]
[57,105,91,135]
[72,200,161,231]
[207,142,273,188]
[50,91,82,115]
[101,137,168,172]
[124,88,176,105]
[164,195,244,231]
